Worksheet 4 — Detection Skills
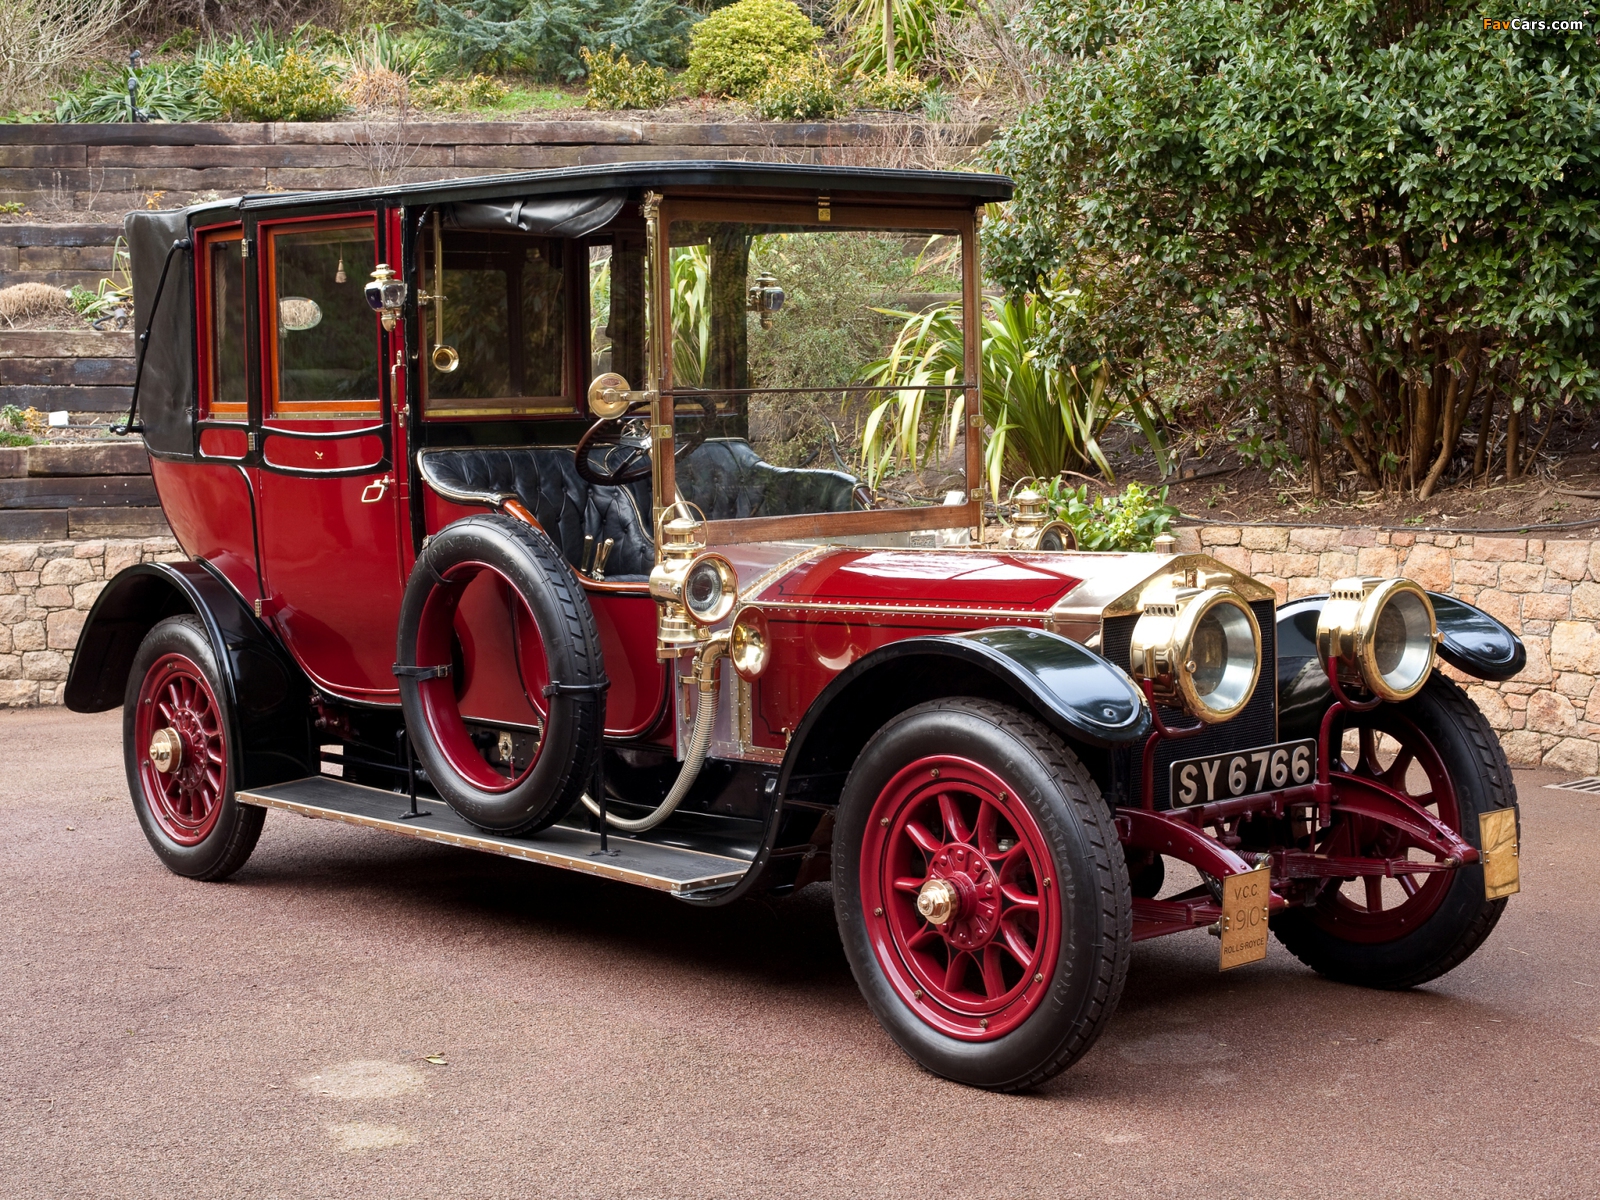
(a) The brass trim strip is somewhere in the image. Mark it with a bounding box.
[739,546,828,603]
[237,787,747,895]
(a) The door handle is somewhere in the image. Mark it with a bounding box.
[361,474,393,503]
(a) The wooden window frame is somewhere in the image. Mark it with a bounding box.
[261,213,383,420]
[195,223,248,420]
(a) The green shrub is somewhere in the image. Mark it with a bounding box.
[753,54,843,120]
[686,0,820,100]
[203,51,346,121]
[856,70,924,111]
[419,0,697,83]
[1037,480,1178,552]
[55,60,221,123]
[581,46,673,109]
[414,73,511,110]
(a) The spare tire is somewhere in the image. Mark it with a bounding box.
[395,514,607,835]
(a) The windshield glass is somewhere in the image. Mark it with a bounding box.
[664,215,972,545]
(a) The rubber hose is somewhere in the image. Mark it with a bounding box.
[580,643,723,833]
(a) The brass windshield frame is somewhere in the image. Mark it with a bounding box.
[646,195,982,550]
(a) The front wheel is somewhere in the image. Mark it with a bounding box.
[833,698,1131,1091]
[1273,673,1517,988]
[123,614,263,880]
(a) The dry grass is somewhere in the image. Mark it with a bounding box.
[0,0,146,114]
[0,283,74,327]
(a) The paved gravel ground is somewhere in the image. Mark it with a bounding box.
[3,706,1598,1199]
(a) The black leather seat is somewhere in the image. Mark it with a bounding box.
[676,438,861,521]
[417,446,655,580]
[417,438,862,581]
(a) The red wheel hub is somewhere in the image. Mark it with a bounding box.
[861,756,1060,1041]
[135,653,226,846]
[1318,708,1460,942]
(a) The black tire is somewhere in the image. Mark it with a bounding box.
[1273,673,1517,988]
[396,514,605,836]
[833,698,1131,1091]
[123,614,263,881]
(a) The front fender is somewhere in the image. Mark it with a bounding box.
[65,560,314,788]
[1276,591,1525,739]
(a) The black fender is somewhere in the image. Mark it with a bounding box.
[684,628,1148,909]
[64,560,315,789]
[1276,591,1525,739]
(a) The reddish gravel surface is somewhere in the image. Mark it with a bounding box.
[3,706,1599,1199]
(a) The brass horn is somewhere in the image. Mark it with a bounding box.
[426,210,459,374]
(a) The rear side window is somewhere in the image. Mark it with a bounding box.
[264,218,380,417]
[199,228,247,418]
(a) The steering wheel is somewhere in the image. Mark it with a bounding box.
[574,394,717,488]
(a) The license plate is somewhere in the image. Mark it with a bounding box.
[1170,739,1316,806]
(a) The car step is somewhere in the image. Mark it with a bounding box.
[236,775,749,896]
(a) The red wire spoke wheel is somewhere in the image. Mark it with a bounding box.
[862,755,1059,1040]
[833,698,1130,1092]
[122,615,262,881]
[1274,674,1518,989]
[135,652,228,845]
[1313,705,1458,942]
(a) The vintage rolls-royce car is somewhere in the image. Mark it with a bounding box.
[66,162,1526,1090]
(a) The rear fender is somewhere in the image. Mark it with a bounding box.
[65,560,314,788]
[778,629,1150,807]
[1276,592,1525,739]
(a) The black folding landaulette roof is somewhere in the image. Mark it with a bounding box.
[226,159,1014,214]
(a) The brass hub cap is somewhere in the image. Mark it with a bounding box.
[148,727,183,775]
[916,878,959,926]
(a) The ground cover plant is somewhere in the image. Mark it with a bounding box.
[685,0,821,99]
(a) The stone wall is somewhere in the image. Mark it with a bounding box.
[1172,523,1600,772]
[0,536,181,706]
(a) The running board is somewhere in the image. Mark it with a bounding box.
[236,776,749,896]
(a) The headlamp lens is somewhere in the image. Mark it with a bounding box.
[1188,598,1257,715]
[1372,586,1433,696]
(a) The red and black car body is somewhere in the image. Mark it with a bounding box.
[66,162,1528,1090]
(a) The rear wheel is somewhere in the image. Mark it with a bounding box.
[1273,673,1516,988]
[123,615,263,880]
[833,698,1130,1091]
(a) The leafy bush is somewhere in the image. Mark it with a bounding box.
[1036,481,1178,552]
[685,0,820,100]
[55,59,222,123]
[855,70,924,110]
[581,46,673,109]
[992,0,1600,496]
[414,73,510,109]
[419,0,697,83]
[836,0,961,77]
[753,54,842,120]
[203,50,346,120]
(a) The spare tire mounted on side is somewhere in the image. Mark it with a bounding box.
[395,514,607,836]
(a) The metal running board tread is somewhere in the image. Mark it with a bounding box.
[237,776,748,895]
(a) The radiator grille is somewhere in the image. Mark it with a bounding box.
[1102,598,1278,809]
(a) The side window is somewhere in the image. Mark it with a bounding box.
[265,218,380,417]
[199,229,247,418]
[589,235,645,386]
[421,230,568,415]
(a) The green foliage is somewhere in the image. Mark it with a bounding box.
[990,0,1600,493]
[856,70,925,110]
[419,0,698,83]
[857,295,1163,492]
[203,50,347,120]
[0,432,34,448]
[837,0,962,76]
[0,203,23,215]
[669,245,712,387]
[1035,480,1178,551]
[414,73,511,109]
[67,237,131,324]
[55,60,221,123]
[753,54,844,119]
[685,0,820,99]
[581,45,674,108]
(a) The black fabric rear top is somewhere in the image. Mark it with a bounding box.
[125,208,196,457]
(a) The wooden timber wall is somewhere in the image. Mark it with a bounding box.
[0,118,990,211]
[0,331,133,416]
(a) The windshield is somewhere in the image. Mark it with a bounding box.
[662,210,975,547]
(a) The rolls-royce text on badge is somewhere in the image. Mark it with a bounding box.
[1171,739,1316,805]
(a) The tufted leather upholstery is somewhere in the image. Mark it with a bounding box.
[418,446,655,580]
[677,438,861,521]
[418,438,861,580]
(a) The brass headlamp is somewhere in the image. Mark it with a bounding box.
[649,509,737,651]
[1129,582,1261,723]
[1316,577,1437,703]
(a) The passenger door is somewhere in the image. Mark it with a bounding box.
[252,210,407,700]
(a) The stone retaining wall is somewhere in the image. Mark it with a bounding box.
[0,536,181,706]
[1171,524,1600,772]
